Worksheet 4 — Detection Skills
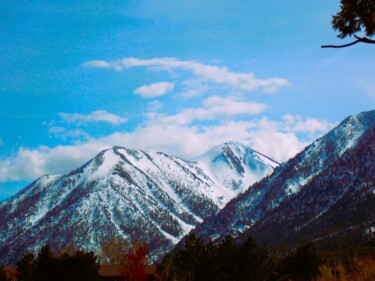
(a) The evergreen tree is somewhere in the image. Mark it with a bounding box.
[214,235,239,281]
[16,253,35,281]
[58,250,100,281]
[278,243,322,280]
[156,255,178,281]
[15,245,100,281]
[157,234,269,281]
[323,0,375,48]
[173,234,206,281]
[0,267,7,281]
[33,245,56,281]
[236,236,268,281]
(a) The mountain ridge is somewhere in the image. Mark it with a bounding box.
[191,110,375,250]
[0,141,276,264]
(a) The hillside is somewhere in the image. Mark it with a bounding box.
[0,142,275,264]
[192,110,375,251]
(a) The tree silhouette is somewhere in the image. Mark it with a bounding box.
[157,234,268,281]
[236,236,268,280]
[16,253,35,281]
[16,245,100,281]
[33,245,56,281]
[277,243,322,280]
[0,267,7,281]
[322,0,375,48]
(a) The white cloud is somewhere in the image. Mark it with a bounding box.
[133,82,175,98]
[203,96,267,115]
[149,96,267,126]
[59,110,128,126]
[0,143,108,182]
[179,80,209,99]
[0,112,335,183]
[84,57,291,94]
[282,114,336,138]
[147,100,163,112]
[180,89,205,99]
[48,126,90,142]
[83,60,113,69]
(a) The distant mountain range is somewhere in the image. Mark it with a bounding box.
[192,110,375,251]
[0,141,276,264]
[1,110,374,265]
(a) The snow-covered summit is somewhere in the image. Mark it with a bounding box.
[192,110,375,244]
[0,141,276,264]
[193,141,278,203]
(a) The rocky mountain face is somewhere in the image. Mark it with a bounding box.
[244,115,375,249]
[0,142,275,264]
[192,110,375,250]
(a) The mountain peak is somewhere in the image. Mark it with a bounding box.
[0,141,277,264]
[222,140,246,148]
[193,141,278,198]
[209,141,249,153]
[192,110,375,245]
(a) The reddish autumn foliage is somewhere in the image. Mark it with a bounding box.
[120,243,148,281]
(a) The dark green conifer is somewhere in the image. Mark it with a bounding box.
[323,0,375,48]
[0,267,7,281]
[16,253,35,281]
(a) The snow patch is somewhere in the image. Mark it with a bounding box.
[286,183,300,195]
[96,149,120,176]
[366,226,375,235]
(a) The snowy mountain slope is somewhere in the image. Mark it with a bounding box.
[0,142,276,264]
[192,110,375,244]
[192,141,278,205]
[242,117,375,249]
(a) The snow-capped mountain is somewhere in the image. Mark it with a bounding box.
[192,110,375,248]
[0,142,276,264]
[193,141,278,205]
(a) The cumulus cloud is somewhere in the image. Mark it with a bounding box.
[48,126,90,142]
[148,96,267,126]
[179,80,210,99]
[282,114,336,138]
[59,110,128,126]
[84,60,113,69]
[84,57,291,94]
[147,100,163,112]
[0,111,335,183]
[134,82,175,98]
[0,143,109,182]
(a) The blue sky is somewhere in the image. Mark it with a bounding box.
[1,0,375,200]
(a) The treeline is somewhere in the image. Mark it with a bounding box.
[156,234,375,281]
[156,234,322,281]
[9,245,100,281]
[0,240,148,281]
[157,234,267,281]
[1,235,374,281]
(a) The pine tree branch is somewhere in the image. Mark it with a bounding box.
[355,35,375,44]
[321,39,361,48]
[321,36,375,48]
